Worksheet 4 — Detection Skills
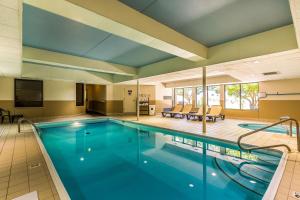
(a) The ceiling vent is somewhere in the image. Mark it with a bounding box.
[262,71,279,76]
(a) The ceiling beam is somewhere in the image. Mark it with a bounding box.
[23,0,207,62]
[163,75,240,88]
[23,46,137,76]
[22,62,113,84]
[289,0,300,48]
[135,25,298,80]
[0,0,22,77]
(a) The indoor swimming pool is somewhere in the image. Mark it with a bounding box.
[36,118,284,200]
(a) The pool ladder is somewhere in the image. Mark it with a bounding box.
[237,118,300,152]
[18,118,39,133]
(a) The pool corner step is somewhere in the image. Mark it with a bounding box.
[214,157,269,196]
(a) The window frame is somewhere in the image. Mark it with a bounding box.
[224,83,241,110]
[207,85,221,107]
[183,87,193,105]
[14,79,43,108]
[224,82,259,110]
[173,88,184,106]
[195,86,203,108]
[240,82,259,110]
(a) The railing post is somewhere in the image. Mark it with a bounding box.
[290,121,293,137]
[237,118,299,152]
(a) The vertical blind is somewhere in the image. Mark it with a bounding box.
[15,79,43,107]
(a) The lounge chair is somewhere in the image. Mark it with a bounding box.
[173,104,193,119]
[162,104,183,117]
[206,105,225,122]
[0,108,23,124]
[0,108,11,123]
[186,106,208,121]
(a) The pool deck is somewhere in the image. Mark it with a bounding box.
[0,114,299,200]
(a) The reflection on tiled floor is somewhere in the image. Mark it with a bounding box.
[0,115,299,200]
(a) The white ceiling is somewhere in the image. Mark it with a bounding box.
[121,49,300,85]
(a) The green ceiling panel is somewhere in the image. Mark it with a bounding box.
[121,0,293,46]
[23,4,174,68]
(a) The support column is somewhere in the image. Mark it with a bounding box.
[137,79,140,121]
[202,67,207,133]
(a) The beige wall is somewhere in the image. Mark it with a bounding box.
[44,80,76,100]
[155,83,173,112]
[0,77,85,118]
[258,78,300,121]
[105,84,156,115]
[0,77,14,100]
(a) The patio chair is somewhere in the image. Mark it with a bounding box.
[162,104,183,117]
[0,108,11,123]
[173,104,193,119]
[206,105,225,122]
[186,106,208,121]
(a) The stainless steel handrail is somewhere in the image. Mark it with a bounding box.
[18,118,39,133]
[237,118,300,152]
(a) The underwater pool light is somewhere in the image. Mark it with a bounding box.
[72,121,81,127]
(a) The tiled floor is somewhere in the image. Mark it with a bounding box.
[0,124,59,200]
[0,115,299,200]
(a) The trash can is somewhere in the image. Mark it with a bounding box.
[149,105,156,116]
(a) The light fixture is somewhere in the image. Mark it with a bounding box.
[80,157,84,161]
[188,184,194,188]
[249,180,256,184]
[143,160,148,164]
[87,148,92,152]
[211,172,217,176]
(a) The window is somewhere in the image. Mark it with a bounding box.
[174,88,184,105]
[15,79,43,107]
[241,83,259,110]
[207,85,221,106]
[224,83,259,110]
[76,83,84,106]
[225,84,241,109]
[184,88,193,105]
[196,86,203,107]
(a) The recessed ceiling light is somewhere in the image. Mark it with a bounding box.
[211,172,217,176]
[188,184,194,188]
[87,148,92,152]
[143,160,148,164]
[80,157,84,161]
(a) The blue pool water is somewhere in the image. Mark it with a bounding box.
[37,118,283,200]
[239,123,296,135]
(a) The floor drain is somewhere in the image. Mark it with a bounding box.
[29,163,41,169]
[292,191,300,199]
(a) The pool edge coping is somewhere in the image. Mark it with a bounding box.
[32,126,71,200]
[33,116,288,200]
[262,150,288,200]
